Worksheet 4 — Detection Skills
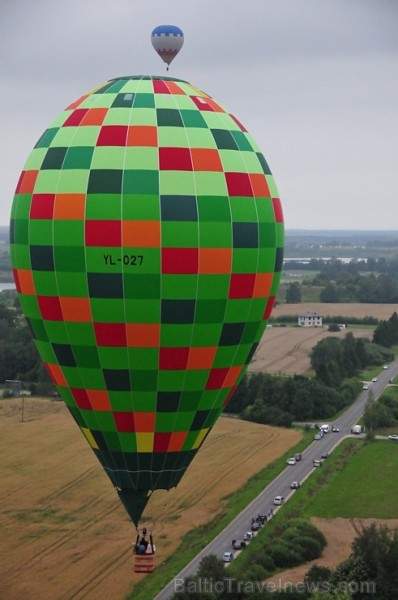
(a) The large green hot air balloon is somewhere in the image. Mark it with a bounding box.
[10,76,284,527]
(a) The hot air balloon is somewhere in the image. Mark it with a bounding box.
[10,75,284,530]
[151,25,184,69]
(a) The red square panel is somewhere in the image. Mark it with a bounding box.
[63,109,88,127]
[71,388,92,410]
[97,125,128,146]
[263,295,276,320]
[114,412,135,432]
[154,432,172,453]
[205,367,229,390]
[162,248,198,274]
[38,296,63,321]
[159,148,193,171]
[153,80,171,94]
[85,220,121,247]
[94,323,127,346]
[225,172,253,197]
[159,347,189,370]
[229,274,256,299]
[30,194,55,219]
[272,198,284,223]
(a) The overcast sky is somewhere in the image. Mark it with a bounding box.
[1,0,397,230]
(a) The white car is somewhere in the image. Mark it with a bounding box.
[362,384,369,390]
[287,457,296,465]
[273,495,284,505]
[244,531,254,541]
[314,433,322,440]
[383,365,389,370]
[372,377,378,382]
[223,551,234,562]
[388,434,398,441]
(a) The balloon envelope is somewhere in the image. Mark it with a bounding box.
[10,76,284,526]
[151,25,184,66]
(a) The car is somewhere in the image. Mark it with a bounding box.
[290,481,300,489]
[332,425,340,432]
[256,514,267,524]
[321,451,329,459]
[313,459,322,467]
[383,365,389,370]
[251,521,261,531]
[295,453,303,461]
[314,433,322,440]
[244,531,254,541]
[223,551,234,562]
[287,457,296,465]
[362,384,369,390]
[388,434,398,441]
[273,495,284,505]
[232,540,246,550]
[372,377,378,382]
[389,379,394,384]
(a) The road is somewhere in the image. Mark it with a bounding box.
[154,360,398,600]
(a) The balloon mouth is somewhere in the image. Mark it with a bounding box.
[116,487,152,527]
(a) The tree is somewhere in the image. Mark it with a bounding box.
[286,281,302,303]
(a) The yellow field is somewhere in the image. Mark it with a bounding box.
[0,398,300,600]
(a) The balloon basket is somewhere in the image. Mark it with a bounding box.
[134,554,155,573]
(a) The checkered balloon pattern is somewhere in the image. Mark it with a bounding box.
[10,76,284,523]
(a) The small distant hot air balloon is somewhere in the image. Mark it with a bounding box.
[151,25,184,70]
[10,75,284,531]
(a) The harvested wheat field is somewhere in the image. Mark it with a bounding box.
[266,517,398,590]
[249,302,398,375]
[0,398,301,600]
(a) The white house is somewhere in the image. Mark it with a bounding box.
[298,312,323,327]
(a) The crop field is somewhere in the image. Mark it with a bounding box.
[0,398,300,600]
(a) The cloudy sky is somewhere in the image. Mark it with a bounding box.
[1,0,397,230]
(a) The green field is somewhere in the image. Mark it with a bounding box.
[304,439,398,519]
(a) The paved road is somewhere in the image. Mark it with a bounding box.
[154,360,398,600]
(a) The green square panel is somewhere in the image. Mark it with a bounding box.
[129,108,157,125]
[131,392,157,412]
[174,411,194,432]
[122,195,160,220]
[128,348,159,370]
[183,430,199,450]
[198,390,221,410]
[98,346,129,369]
[66,323,96,345]
[162,222,198,248]
[154,412,175,433]
[235,343,255,364]
[18,295,40,319]
[160,324,193,346]
[179,392,201,411]
[60,366,84,387]
[40,320,69,343]
[162,275,197,300]
[53,221,84,246]
[12,219,29,244]
[91,147,125,170]
[224,299,252,323]
[196,275,230,299]
[183,370,209,391]
[132,93,155,108]
[32,271,59,295]
[230,197,258,222]
[85,194,121,220]
[123,170,159,195]
[11,195,31,220]
[213,345,236,368]
[257,248,276,272]
[199,222,232,248]
[85,247,122,274]
[118,432,137,452]
[124,147,158,170]
[184,128,217,149]
[232,248,258,273]
[56,272,89,296]
[197,196,231,222]
[259,222,277,248]
[90,298,126,323]
[124,274,160,299]
[271,271,281,296]
[73,345,101,368]
[159,172,195,195]
[131,369,158,391]
[79,368,106,388]
[24,148,47,170]
[246,298,268,321]
[180,109,207,128]
[57,170,90,194]
[103,431,122,452]
[158,370,185,391]
[109,391,135,411]
[10,244,31,269]
[191,323,223,346]
[35,340,57,363]
[124,300,160,323]
[194,173,228,197]
[94,412,117,432]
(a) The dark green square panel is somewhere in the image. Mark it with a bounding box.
[241,321,262,343]
[118,432,137,453]
[211,129,238,150]
[32,271,59,295]
[131,369,158,391]
[93,412,116,432]
[197,196,231,222]
[180,109,207,128]
[85,194,121,220]
[122,195,160,220]
[102,431,122,452]
[199,222,231,248]
[73,345,101,368]
[259,222,277,248]
[183,431,199,450]
[88,170,123,194]
[53,220,84,246]
[41,147,68,169]
[28,318,48,341]
[112,93,135,108]
[12,219,29,244]
[35,127,58,148]
[231,130,253,151]
[63,147,94,169]
[124,274,160,299]
[195,299,226,323]
[134,93,155,108]
[179,391,202,411]
[11,195,31,220]
[161,275,197,300]
[198,390,222,410]
[123,170,159,195]
[54,246,86,272]
[157,109,183,127]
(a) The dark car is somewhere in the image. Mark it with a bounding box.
[251,521,261,531]
[321,451,329,459]
[232,540,246,550]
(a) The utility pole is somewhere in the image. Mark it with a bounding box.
[6,379,24,422]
